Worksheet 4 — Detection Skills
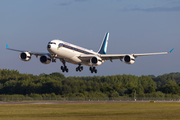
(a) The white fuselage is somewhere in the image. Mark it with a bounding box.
[47,40,103,66]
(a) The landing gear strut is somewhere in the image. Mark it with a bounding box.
[76,64,83,72]
[52,54,57,62]
[89,67,97,73]
[60,59,68,73]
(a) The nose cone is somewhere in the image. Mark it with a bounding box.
[47,45,51,49]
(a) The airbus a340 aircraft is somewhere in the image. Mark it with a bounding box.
[6,32,174,73]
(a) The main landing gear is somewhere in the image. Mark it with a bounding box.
[59,59,97,74]
[61,66,68,72]
[60,59,68,73]
[89,67,97,73]
[76,64,83,72]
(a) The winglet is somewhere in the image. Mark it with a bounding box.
[6,44,9,49]
[168,48,174,53]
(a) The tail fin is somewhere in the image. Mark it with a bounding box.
[98,32,109,54]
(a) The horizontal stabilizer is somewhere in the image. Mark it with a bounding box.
[6,44,9,49]
[168,48,174,53]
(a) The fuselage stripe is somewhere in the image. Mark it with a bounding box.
[62,44,94,55]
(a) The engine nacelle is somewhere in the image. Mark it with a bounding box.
[123,55,135,64]
[90,56,102,66]
[40,55,51,64]
[19,52,31,61]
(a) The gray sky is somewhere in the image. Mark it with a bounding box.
[0,0,179,77]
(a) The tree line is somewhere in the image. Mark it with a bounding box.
[0,69,180,99]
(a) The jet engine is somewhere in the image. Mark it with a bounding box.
[90,56,102,66]
[123,55,135,64]
[40,55,51,64]
[19,52,31,61]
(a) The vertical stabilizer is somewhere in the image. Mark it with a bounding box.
[98,32,109,54]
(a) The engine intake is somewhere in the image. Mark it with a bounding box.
[19,52,31,61]
[40,55,51,64]
[123,55,135,64]
[90,56,102,66]
[91,57,98,64]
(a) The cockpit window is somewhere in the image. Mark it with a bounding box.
[49,42,56,45]
[58,43,63,48]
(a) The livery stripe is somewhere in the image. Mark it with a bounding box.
[62,44,94,54]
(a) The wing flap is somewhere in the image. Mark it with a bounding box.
[100,54,125,60]
[78,54,97,61]
[78,54,125,61]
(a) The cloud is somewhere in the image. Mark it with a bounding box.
[59,2,72,6]
[130,6,180,12]
[75,0,87,2]
[59,0,87,6]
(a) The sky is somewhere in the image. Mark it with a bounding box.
[0,0,180,77]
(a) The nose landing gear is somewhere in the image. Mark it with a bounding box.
[52,58,56,62]
[51,54,57,63]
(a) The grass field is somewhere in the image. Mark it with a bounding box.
[0,102,180,120]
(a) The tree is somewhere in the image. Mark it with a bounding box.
[162,81,180,94]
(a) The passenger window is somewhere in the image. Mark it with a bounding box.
[58,43,63,48]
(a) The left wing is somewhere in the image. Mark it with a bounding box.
[6,44,51,57]
[101,48,174,60]
[79,48,174,61]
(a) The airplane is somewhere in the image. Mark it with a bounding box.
[6,32,174,73]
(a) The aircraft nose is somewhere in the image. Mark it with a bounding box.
[47,45,51,49]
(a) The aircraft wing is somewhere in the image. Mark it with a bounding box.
[6,44,51,57]
[79,48,174,61]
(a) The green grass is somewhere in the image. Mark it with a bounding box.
[0,102,180,120]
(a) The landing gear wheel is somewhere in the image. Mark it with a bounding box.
[60,66,68,73]
[52,58,56,62]
[64,66,67,70]
[60,59,68,73]
[89,67,97,73]
[76,64,83,72]
[80,66,83,70]
[95,69,97,73]
[61,66,63,70]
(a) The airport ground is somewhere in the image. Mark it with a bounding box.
[0,101,179,120]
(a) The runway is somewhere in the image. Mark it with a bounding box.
[0,100,179,105]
